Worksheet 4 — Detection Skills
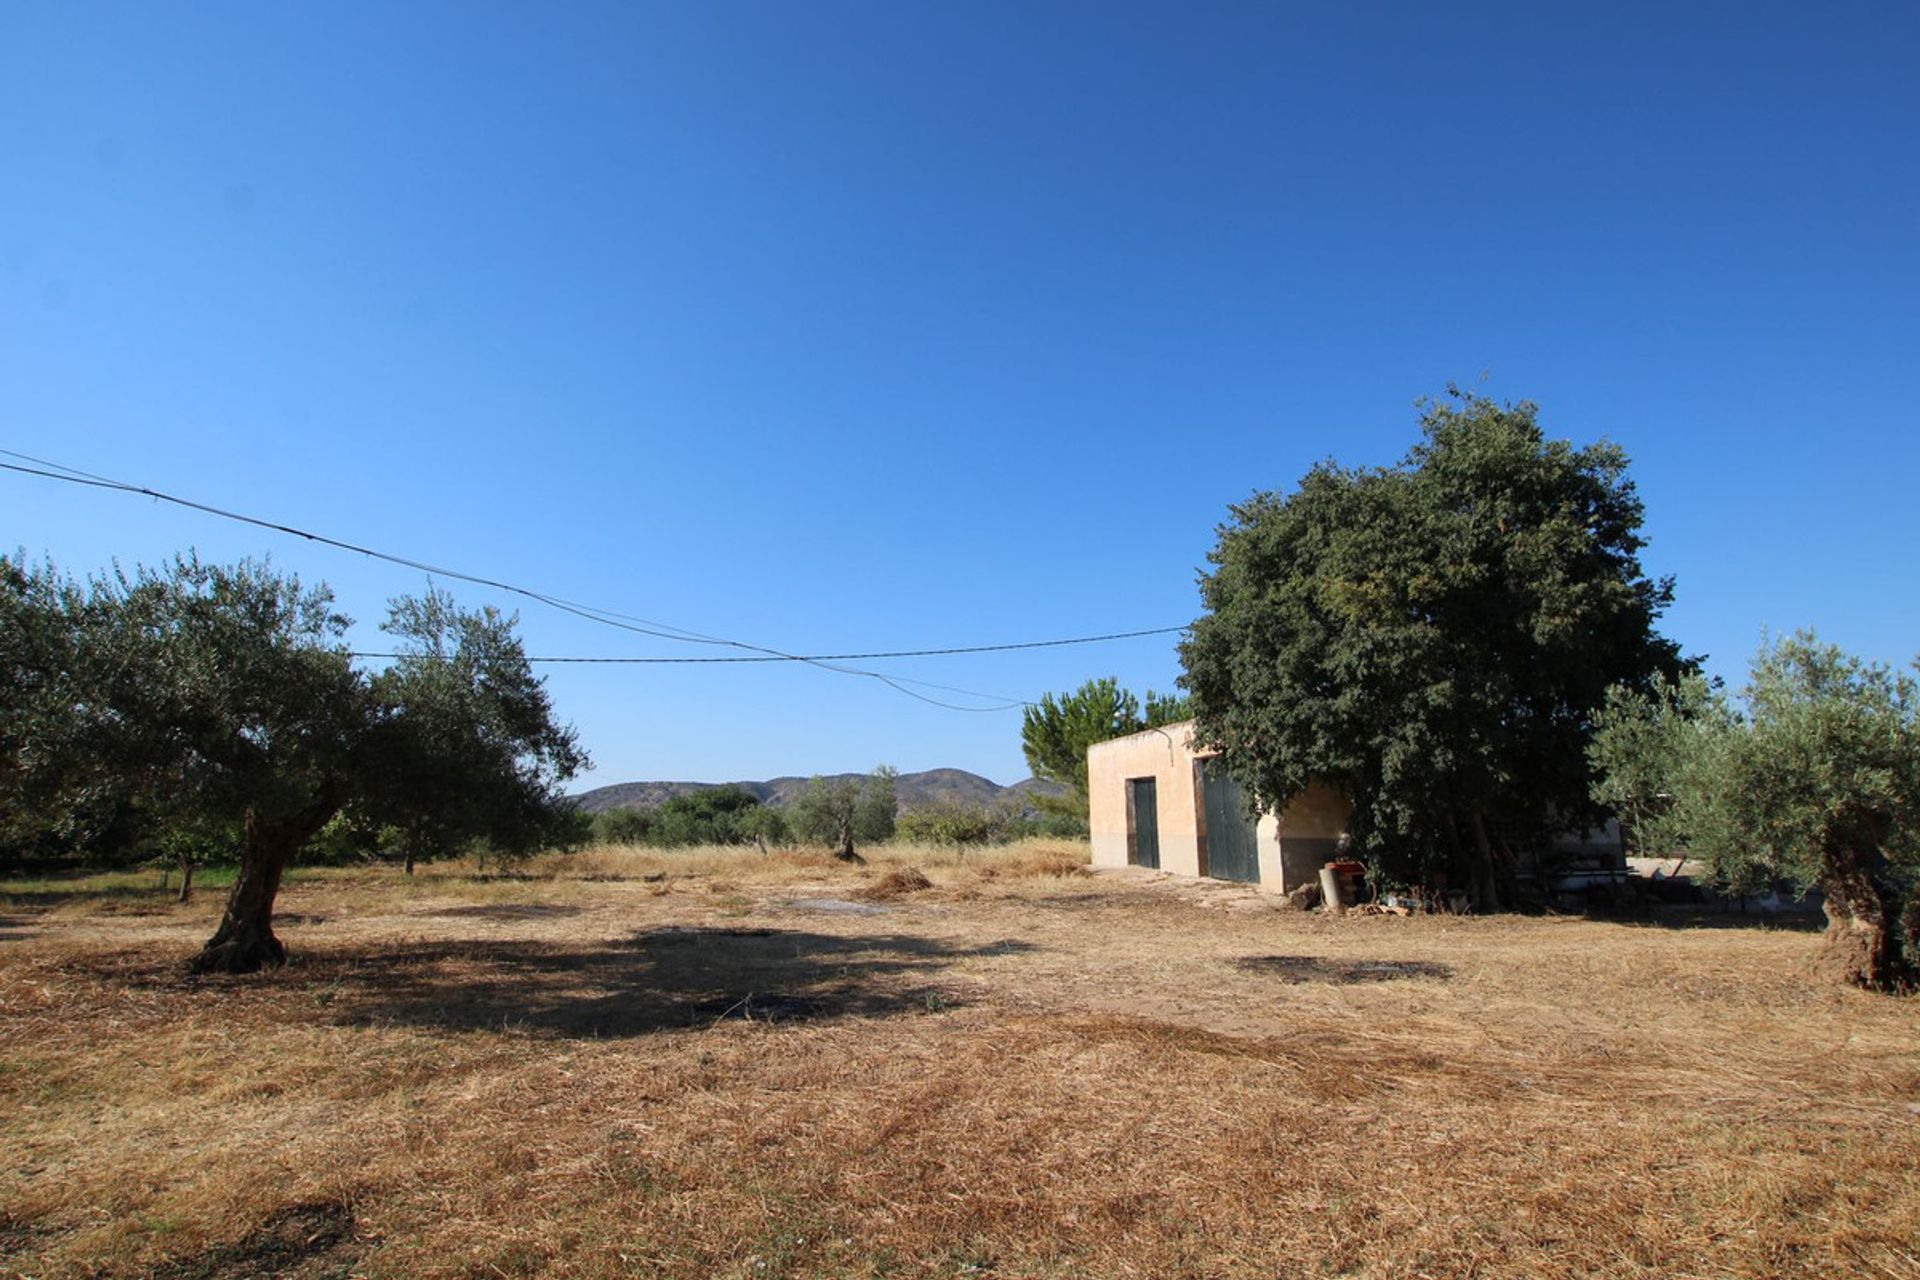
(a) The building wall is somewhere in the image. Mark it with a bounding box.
[1089,721,1351,892]
[1257,780,1350,891]
[1087,723,1206,876]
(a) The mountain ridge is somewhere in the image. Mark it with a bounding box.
[571,768,1064,813]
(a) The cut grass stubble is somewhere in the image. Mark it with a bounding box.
[2,839,1917,1279]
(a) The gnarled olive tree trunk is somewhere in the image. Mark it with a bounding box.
[191,785,344,975]
[1820,843,1915,994]
[833,815,866,865]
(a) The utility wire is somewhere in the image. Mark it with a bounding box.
[3,449,1186,711]
[346,625,1184,665]
[0,453,1025,711]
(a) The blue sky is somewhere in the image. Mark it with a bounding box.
[5,2,1917,789]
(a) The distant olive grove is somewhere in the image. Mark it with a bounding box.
[587,767,1087,853]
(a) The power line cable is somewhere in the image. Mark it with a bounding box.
[346,625,1184,665]
[3,449,1185,711]
[0,454,1027,711]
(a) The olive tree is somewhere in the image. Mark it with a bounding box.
[1592,635,1920,992]
[0,554,586,974]
[789,766,897,862]
[362,588,587,874]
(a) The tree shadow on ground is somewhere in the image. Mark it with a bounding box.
[305,926,1039,1037]
[0,883,178,912]
[1593,904,1827,934]
[414,903,587,920]
[1233,955,1453,984]
[147,1202,360,1280]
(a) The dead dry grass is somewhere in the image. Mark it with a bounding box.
[3,840,1918,1279]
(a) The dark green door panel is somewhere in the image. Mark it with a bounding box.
[1201,760,1260,883]
[1127,778,1160,869]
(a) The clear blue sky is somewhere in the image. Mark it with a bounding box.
[5,2,1916,789]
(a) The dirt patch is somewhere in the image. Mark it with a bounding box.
[1233,954,1453,983]
[148,1202,362,1280]
[787,897,889,915]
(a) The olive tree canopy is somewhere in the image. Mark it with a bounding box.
[1,554,586,973]
[1591,634,1920,992]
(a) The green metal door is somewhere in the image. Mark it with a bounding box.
[1202,760,1260,883]
[1127,778,1160,869]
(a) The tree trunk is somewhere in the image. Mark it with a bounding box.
[1438,811,1468,908]
[191,786,342,975]
[1902,891,1920,967]
[404,851,416,876]
[176,854,194,904]
[1819,843,1914,993]
[834,818,865,865]
[1468,811,1502,914]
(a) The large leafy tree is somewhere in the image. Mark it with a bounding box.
[0,554,586,973]
[1179,392,1683,908]
[1020,678,1191,813]
[1592,635,1920,992]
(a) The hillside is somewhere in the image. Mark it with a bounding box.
[572,768,1064,814]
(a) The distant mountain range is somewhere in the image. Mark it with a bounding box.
[571,768,1065,814]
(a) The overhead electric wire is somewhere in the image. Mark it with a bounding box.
[0,453,1026,711]
[3,449,1187,712]
[345,625,1184,665]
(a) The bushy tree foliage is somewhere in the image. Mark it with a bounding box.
[0,554,586,973]
[1020,678,1190,813]
[733,802,792,851]
[650,786,763,846]
[590,789,792,850]
[789,767,897,862]
[363,588,587,873]
[593,807,657,845]
[897,799,1021,847]
[1179,392,1683,908]
[896,797,1089,846]
[1592,634,1920,991]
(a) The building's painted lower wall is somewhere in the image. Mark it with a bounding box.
[1258,781,1350,891]
[1089,722,1351,892]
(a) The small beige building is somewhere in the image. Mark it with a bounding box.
[1087,720,1349,892]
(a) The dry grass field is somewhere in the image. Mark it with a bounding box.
[3,841,1918,1279]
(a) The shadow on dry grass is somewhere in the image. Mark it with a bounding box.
[1596,904,1827,933]
[265,926,1043,1037]
[415,902,588,920]
[146,1201,361,1280]
[1232,954,1453,983]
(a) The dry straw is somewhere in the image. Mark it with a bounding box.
[2,840,1916,1278]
